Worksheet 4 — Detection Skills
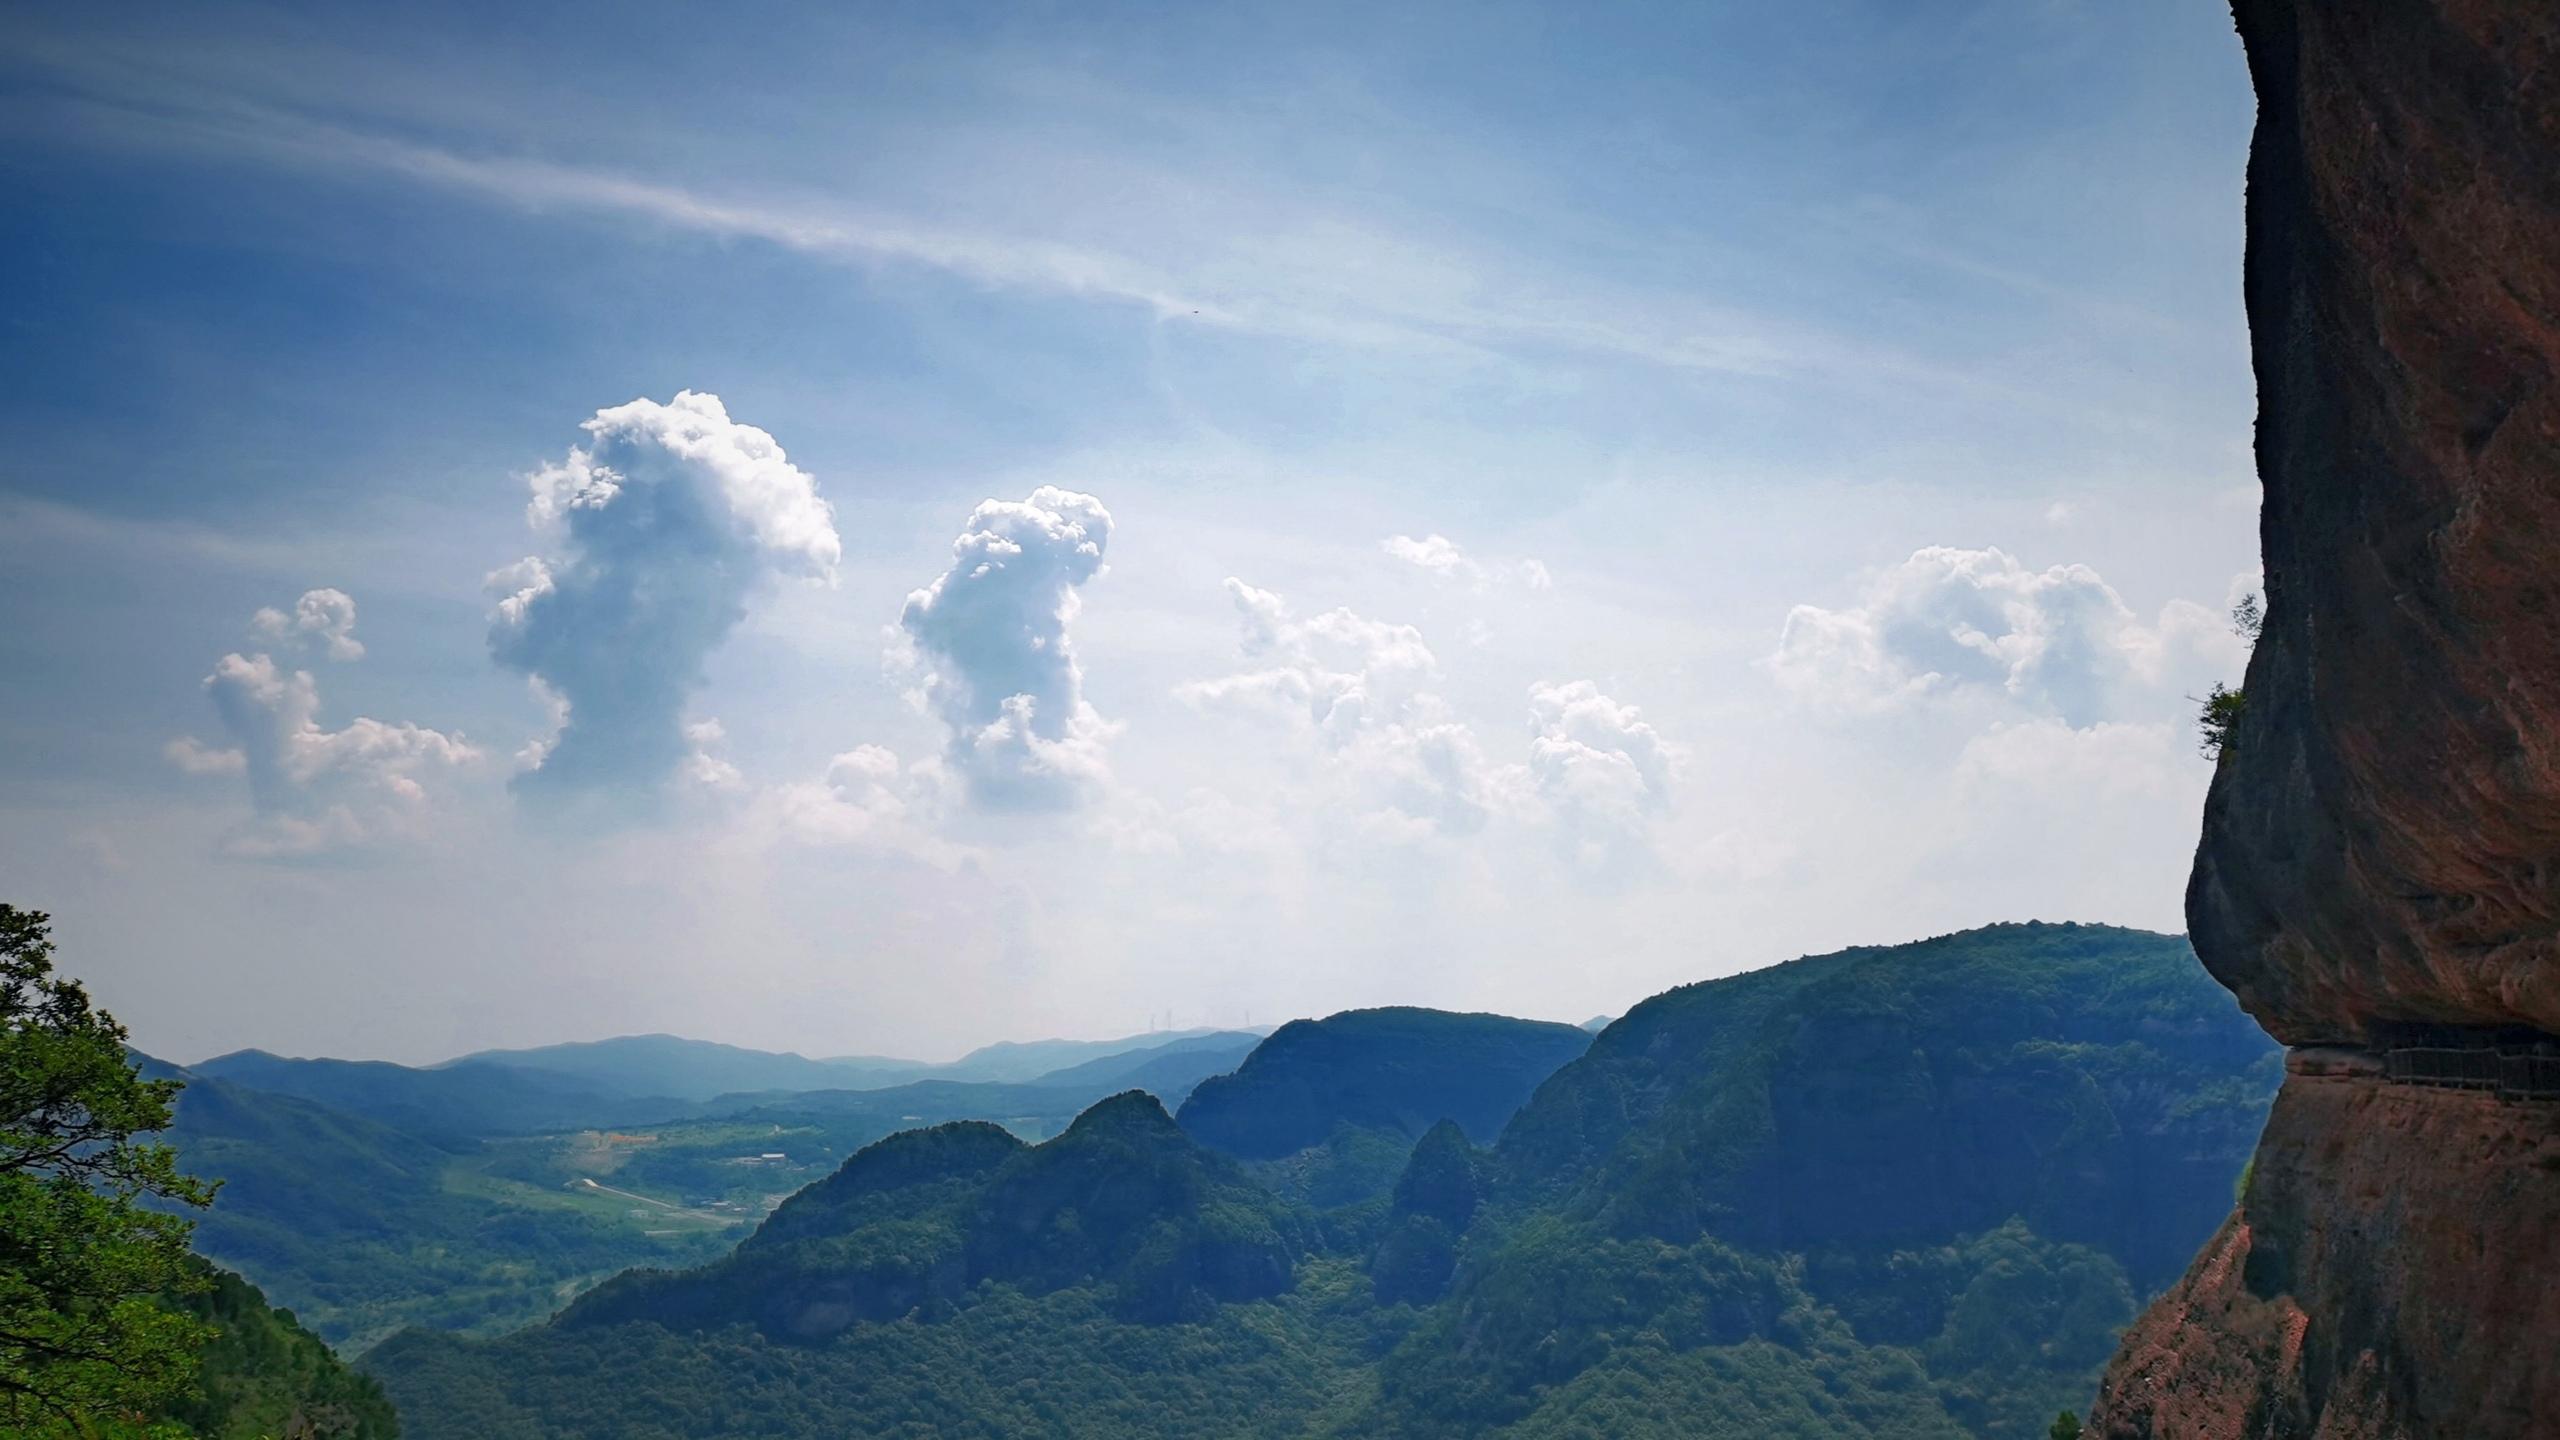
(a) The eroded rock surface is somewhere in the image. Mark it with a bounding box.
[2192,0,2560,1046]
[2095,2,2560,1434]
[2094,1064,2560,1438]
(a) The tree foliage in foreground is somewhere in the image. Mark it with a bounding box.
[0,904,215,1435]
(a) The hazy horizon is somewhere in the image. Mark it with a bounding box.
[184,1018,1269,1071]
[165,915,2173,1071]
[1,0,2257,1065]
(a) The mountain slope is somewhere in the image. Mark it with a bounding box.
[371,1277,1379,1440]
[161,1258,401,1439]
[370,1092,1349,1440]
[1497,922,2275,1288]
[1178,1008,1594,1160]
[368,925,2278,1440]
[1050,1039,1256,1109]
[189,1049,686,1138]
[142,1056,729,1348]
[1363,922,2279,1439]
[1025,1030,1261,1095]
[440,1034,920,1102]
[550,1092,1309,1342]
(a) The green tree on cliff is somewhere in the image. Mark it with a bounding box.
[0,904,217,1434]
[2049,1410,2083,1440]
[2198,590,2264,760]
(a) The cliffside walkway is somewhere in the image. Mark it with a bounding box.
[2371,1026,2560,1101]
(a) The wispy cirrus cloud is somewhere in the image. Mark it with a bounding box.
[3,40,1985,393]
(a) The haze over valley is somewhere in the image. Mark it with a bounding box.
[10,0,2553,1436]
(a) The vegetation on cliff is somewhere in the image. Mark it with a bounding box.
[160,1260,399,1439]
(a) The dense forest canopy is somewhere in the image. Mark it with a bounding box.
[367,923,2277,1440]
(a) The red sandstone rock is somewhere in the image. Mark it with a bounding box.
[2093,1075,2560,1437]
[2094,2,2560,1435]
[2192,0,2560,1046]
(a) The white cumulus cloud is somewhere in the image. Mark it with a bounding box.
[1767,546,2238,726]
[1527,680,1679,868]
[1183,579,1438,738]
[897,487,1115,811]
[1955,717,2187,800]
[1184,584,1683,869]
[680,718,745,794]
[1382,533,1553,590]
[488,391,839,797]
[1383,533,1473,580]
[1183,579,1518,840]
[167,603,477,857]
[250,587,364,661]
[768,744,972,868]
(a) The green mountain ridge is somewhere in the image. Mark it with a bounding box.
[363,923,2281,1440]
[546,1092,1308,1341]
[1495,922,2277,1286]
[437,1034,925,1102]
[142,1057,734,1352]
[139,1030,1274,1350]
[188,1049,689,1139]
[160,1258,402,1439]
[1179,1007,1595,1160]
[1362,921,2280,1439]
[192,1028,1272,1141]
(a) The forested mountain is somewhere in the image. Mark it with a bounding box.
[140,1057,732,1349]
[195,1028,1265,1140]
[1362,922,2281,1438]
[144,1029,1268,1351]
[1169,1007,1592,1217]
[1178,1008,1593,1159]
[446,1028,1264,1100]
[189,1050,687,1138]
[553,1094,1307,1343]
[159,1259,402,1439]
[438,1035,923,1102]
[1021,1031,1264,1097]
[367,923,2280,1439]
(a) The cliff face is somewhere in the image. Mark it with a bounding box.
[2192,0,2560,1046]
[2093,1055,2560,1436]
[2094,1,2560,1435]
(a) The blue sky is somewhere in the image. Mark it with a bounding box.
[0,0,2262,1062]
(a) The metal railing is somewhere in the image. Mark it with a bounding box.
[2372,1025,2560,1101]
